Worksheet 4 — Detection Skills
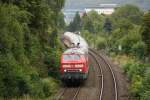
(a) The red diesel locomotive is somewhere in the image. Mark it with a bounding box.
[60,48,89,83]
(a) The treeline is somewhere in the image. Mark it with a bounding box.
[68,4,150,100]
[0,0,65,99]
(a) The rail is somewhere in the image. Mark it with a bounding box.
[89,51,104,100]
[89,48,118,100]
[57,87,81,100]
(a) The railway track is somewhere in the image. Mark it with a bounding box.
[89,49,118,100]
[56,86,81,100]
[89,51,103,100]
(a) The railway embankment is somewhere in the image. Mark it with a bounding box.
[107,53,150,100]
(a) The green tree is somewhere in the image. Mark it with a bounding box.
[103,18,112,33]
[141,11,150,59]
[68,12,81,32]
[112,4,143,25]
[0,0,65,98]
[82,11,104,34]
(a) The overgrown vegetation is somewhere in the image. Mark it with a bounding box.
[68,4,150,100]
[0,0,65,99]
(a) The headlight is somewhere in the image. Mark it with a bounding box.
[64,69,67,72]
[63,65,71,68]
[75,64,84,68]
[79,69,82,72]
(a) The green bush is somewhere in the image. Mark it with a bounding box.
[42,78,59,97]
[141,91,150,100]
[129,75,142,97]
[131,41,145,58]
[44,47,62,79]
[140,68,150,100]
[0,53,60,98]
[96,37,107,49]
[0,54,30,97]
[123,61,146,80]
[123,60,149,99]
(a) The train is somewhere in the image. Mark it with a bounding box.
[60,32,89,84]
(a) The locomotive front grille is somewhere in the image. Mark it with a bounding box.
[65,69,81,72]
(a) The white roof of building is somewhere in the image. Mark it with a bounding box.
[85,3,117,9]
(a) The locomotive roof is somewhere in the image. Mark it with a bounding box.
[64,32,88,48]
[64,48,85,54]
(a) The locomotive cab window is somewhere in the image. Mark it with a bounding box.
[63,55,81,60]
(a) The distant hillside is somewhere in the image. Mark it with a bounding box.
[64,0,150,10]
